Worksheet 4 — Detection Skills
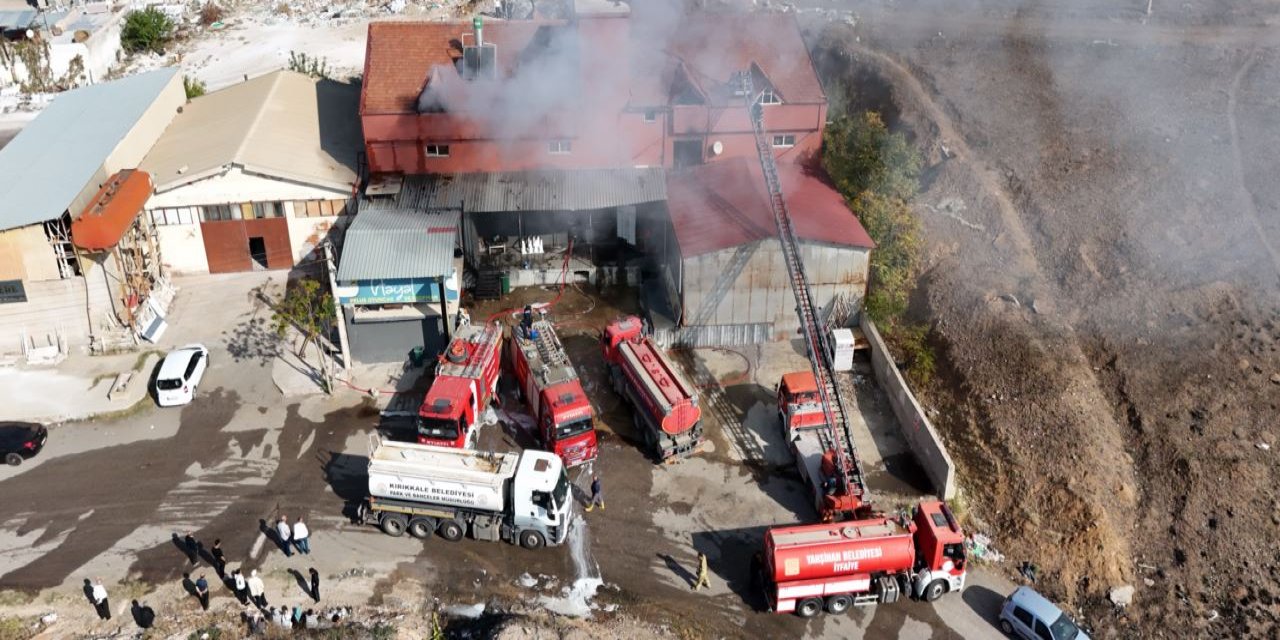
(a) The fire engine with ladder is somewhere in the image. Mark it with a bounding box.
[416,322,503,448]
[507,305,599,468]
[735,70,968,616]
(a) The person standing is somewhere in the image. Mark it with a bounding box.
[209,539,226,575]
[693,552,710,590]
[90,578,111,620]
[309,567,321,602]
[194,574,210,611]
[585,474,604,512]
[276,516,293,556]
[183,532,200,566]
[247,569,267,608]
[292,516,311,555]
[131,600,155,629]
[231,568,248,605]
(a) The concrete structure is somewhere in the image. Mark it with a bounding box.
[0,68,183,354]
[140,71,362,274]
[359,7,825,174]
[655,158,874,343]
[0,3,128,93]
[335,209,460,364]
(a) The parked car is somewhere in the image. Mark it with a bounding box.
[1,422,48,466]
[999,586,1089,640]
[155,344,210,407]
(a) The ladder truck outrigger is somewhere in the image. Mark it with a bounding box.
[735,71,967,615]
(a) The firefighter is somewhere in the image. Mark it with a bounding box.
[693,552,710,591]
[585,475,604,512]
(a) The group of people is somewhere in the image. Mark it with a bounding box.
[86,513,325,632]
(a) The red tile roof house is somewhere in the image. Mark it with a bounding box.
[356,5,874,337]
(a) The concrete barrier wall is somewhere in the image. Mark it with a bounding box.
[863,319,957,500]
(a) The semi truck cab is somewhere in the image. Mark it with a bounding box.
[778,371,829,432]
[512,450,573,546]
[910,500,968,601]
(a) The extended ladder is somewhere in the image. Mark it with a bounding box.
[737,71,867,508]
[457,323,500,380]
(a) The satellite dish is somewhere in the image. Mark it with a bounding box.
[711,140,724,156]
[25,29,34,40]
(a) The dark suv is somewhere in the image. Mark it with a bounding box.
[1,422,48,466]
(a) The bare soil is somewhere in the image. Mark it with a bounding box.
[805,5,1280,636]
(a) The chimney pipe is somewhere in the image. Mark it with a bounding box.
[473,16,483,47]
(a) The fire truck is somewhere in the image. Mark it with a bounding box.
[601,316,703,462]
[416,322,503,448]
[507,305,598,467]
[732,68,967,613]
[755,500,968,617]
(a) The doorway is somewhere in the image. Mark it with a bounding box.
[248,237,268,271]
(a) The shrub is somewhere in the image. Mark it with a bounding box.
[288,51,330,80]
[121,8,174,55]
[199,2,225,26]
[183,75,206,99]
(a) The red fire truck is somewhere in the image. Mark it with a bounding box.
[508,306,598,467]
[757,500,968,617]
[777,371,867,521]
[601,316,703,462]
[416,322,503,448]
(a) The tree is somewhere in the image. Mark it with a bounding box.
[121,8,174,55]
[823,111,922,204]
[183,75,206,100]
[271,279,337,392]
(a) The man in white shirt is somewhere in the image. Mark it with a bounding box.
[89,578,110,620]
[276,515,293,557]
[247,569,267,607]
[292,516,311,555]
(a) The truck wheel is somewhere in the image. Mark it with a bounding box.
[438,520,464,542]
[924,579,947,602]
[825,594,853,614]
[796,597,823,618]
[999,619,1015,636]
[519,529,545,550]
[408,517,436,539]
[380,513,407,537]
[5,453,22,466]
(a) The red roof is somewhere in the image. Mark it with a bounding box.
[71,170,152,250]
[665,12,825,105]
[665,158,874,258]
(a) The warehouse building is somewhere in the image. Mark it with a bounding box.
[140,70,362,274]
[655,158,874,344]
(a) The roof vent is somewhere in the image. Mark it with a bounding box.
[462,17,497,81]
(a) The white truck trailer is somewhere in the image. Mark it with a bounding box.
[356,436,571,549]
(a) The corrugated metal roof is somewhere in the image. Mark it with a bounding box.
[0,68,179,232]
[363,168,666,213]
[140,70,361,193]
[336,209,459,281]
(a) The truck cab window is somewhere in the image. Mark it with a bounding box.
[554,417,592,441]
[943,542,966,566]
[418,417,460,441]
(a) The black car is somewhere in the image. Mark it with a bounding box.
[1,422,47,466]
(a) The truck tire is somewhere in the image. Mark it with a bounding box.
[438,520,464,542]
[825,594,853,614]
[4,453,22,466]
[519,529,546,550]
[380,513,407,537]
[923,579,947,602]
[796,597,823,618]
[408,517,436,539]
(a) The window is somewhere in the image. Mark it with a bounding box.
[1033,620,1054,640]
[1012,606,1034,628]
[548,140,572,155]
[183,352,203,380]
[425,144,450,157]
[151,207,198,226]
[758,89,780,105]
[252,202,283,218]
[771,134,796,148]
[643,109,657,123]
[200,204,236,221]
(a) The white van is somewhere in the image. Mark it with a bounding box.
[155,344,209,407]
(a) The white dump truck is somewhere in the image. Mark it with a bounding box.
[356,436,571,549]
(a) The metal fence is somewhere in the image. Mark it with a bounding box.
[653,322,774,349]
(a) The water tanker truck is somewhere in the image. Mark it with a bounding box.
[416,322,503,448]
[507,305,598,468]
[756,500,968,617]
[357,435,570,549]
[601,316,703,461]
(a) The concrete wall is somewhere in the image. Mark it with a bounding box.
[286,215,348,265]
[863,319,956,500]
[0,277,110,354]
[154,223,208,275]
[0,224,61,282]
[679,240,869,334]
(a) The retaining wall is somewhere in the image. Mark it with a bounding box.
[863,319,957,499]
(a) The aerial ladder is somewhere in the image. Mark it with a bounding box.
[737,71,868,520]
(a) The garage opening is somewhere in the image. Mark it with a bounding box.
[248,237,268,270]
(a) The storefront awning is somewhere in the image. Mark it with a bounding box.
[71,169,153,250]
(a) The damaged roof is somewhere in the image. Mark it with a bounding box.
[365,168,666,213]
[140,70,361,193]
[665,157,874,258]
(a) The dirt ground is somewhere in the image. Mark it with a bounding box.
[802,3,1280,637]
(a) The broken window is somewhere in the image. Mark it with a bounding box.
[771,134,796,148]
[425,144,450,158]
[252,202,283,218]
[548,140,572,155]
